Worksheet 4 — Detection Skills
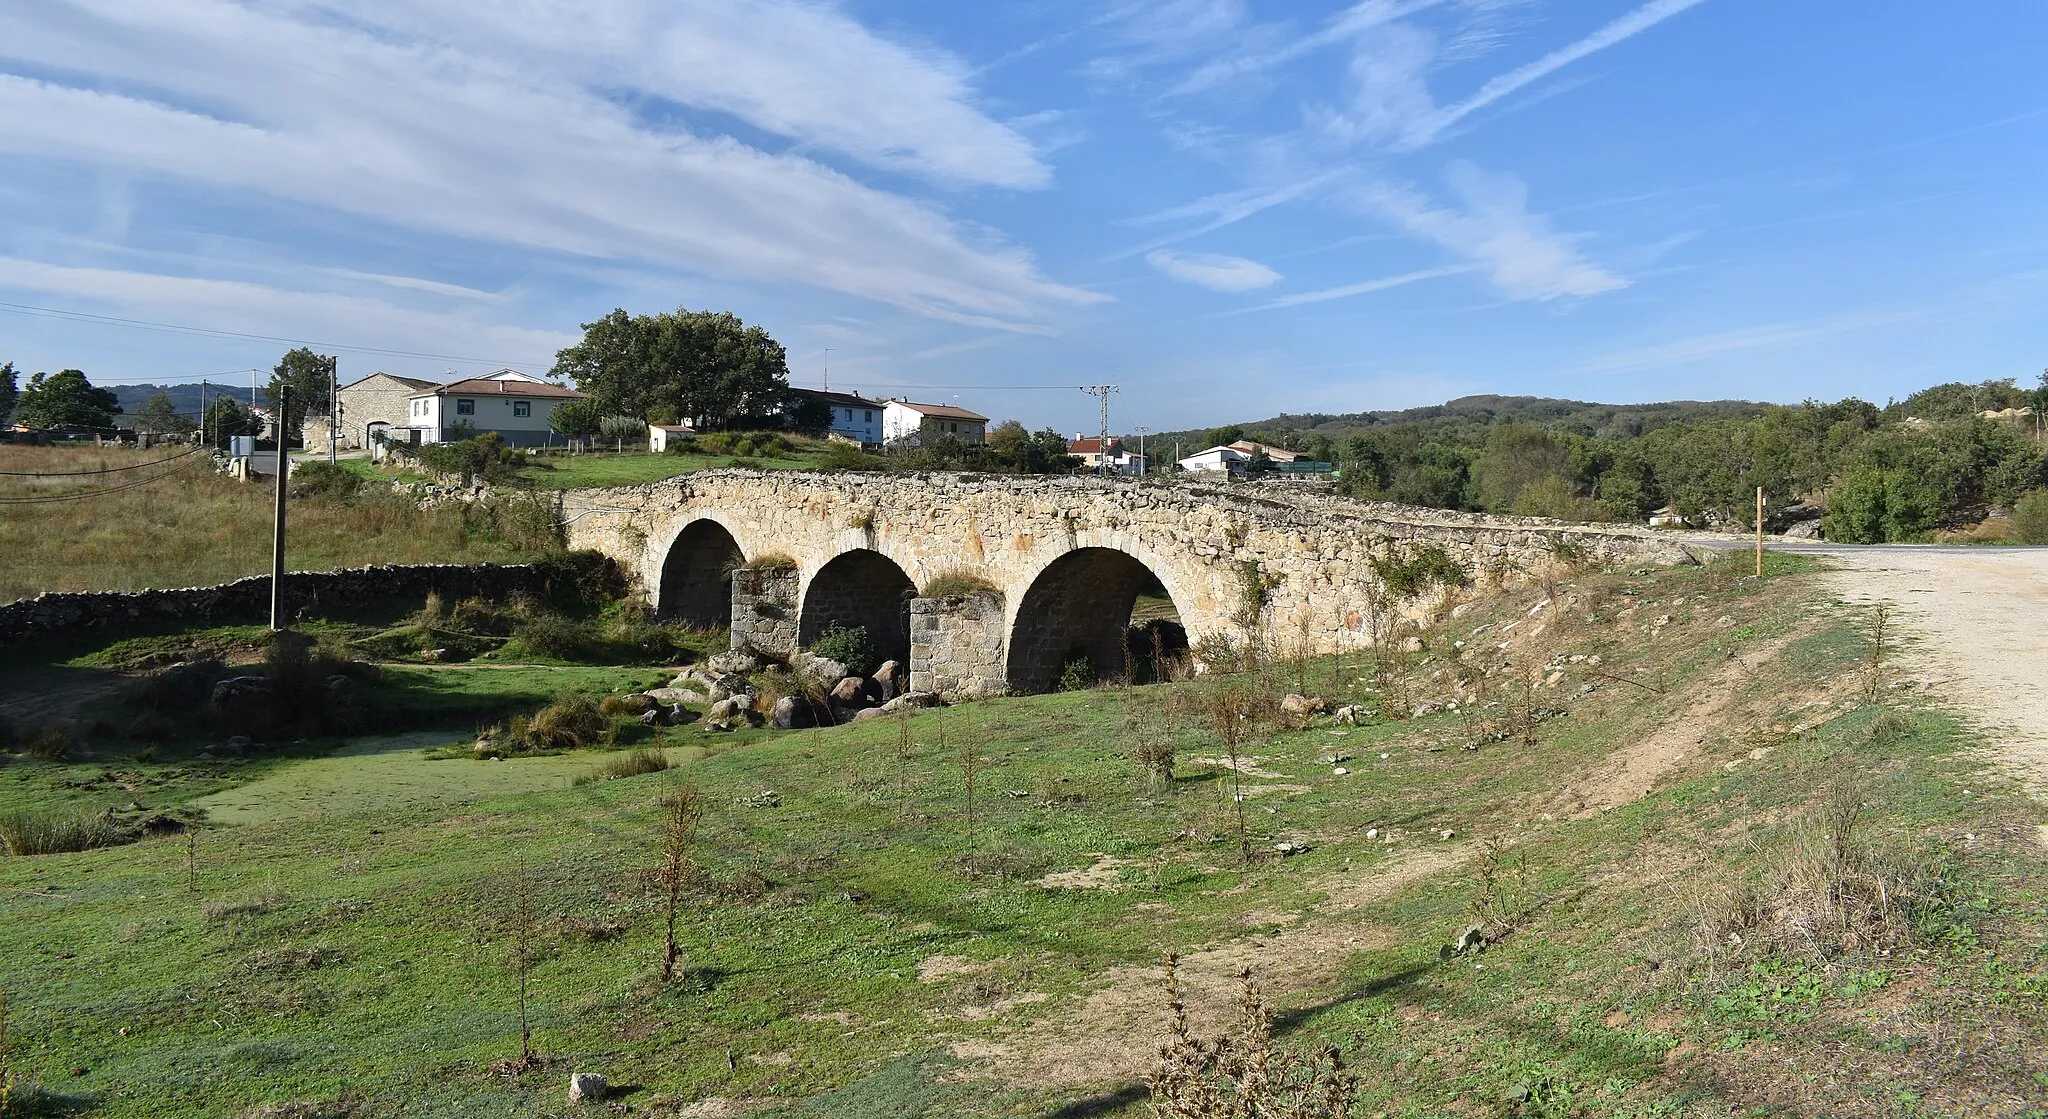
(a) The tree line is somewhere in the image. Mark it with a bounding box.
[1177,378,2048,543]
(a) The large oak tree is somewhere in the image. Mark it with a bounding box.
[551,308,791,430]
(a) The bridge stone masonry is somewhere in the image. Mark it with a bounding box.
[563,471,1714,699]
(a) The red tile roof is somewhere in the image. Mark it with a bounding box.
[1070,437,1126,455]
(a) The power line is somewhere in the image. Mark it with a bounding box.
[0,446,205,477]
[0,455,207,504]
[0,301,546,367]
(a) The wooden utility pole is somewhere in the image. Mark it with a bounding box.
[1755,486,1764,577]
[270,386,289,631]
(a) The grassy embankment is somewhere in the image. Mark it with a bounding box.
[0,444,554,603]
[0,554,2042,1117]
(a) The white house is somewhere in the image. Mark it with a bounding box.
[649,424,695,452]
[789,388,883,447]
[400,370,587,447]
[1177,445,1249,474]
[1069,436,1147,475]
[882,399,987,445]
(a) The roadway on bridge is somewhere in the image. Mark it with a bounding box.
[1775,542,2048,797]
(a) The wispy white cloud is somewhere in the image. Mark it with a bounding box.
[1241,263,1476,311]
[318,269,508,303]
[1170,0,1449,94]
[0,256,578,369]
[1147,249,1282,292]
[1355,162,1625,299]
[1325,0,1707,150]
[1412,0,1708,146]
[0,1,1096,332]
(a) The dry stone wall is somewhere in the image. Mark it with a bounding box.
[566,470,1721,695]
[0,564,552,647]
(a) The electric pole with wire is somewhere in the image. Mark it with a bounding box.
[1079,385,1118,477]
[270,385,289,632]
[1135,425,1151,477]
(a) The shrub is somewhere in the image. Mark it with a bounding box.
[819,441,882,472]
[922,569,998,598]
[577,749,673,785]
[21,722,76,761]
[0,810,123,856]
[1057,650,1096,692]
[511,613,603,661]
[809,623,876,675]
[521,694,608,751]
[418,432,527,484]
[531,550,627,610]
[2009,488,2048,545]
[289,461,365,501]
[1369,543,1469,599]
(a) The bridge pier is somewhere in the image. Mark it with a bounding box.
[730,565,799,658]
[909,591,1007,698]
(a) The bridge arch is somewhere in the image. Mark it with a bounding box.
[1004,546,1191,693]
[656,517,746,625]
[798,548,916,667]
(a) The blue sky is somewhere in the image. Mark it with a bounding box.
[2,1,2045,433]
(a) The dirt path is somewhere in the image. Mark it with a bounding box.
[1807,547,2048,796]
[946,845,1467,1093]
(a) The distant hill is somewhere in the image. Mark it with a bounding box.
[1142,394,1778,452]
[105,382,265,420]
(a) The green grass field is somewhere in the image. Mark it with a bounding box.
[0,556,2042,1118]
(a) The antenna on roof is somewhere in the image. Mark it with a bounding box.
[823,348,834,393]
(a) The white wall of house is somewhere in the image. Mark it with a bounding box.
[649,425,694,452]
[826,403,882,446]
[409,390,579,446]
[882,401,985,444]
[1177,446,1246,473]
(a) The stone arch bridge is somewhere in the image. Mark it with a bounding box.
[563,472,1705,698]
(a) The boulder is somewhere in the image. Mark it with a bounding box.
[790,651,850,692]
[706,649,763,676]
[879,691,946,714]
[645,686,707,707]
[1279,693,1327,717]
[208,676,272,706]
[637,709,662,727]
[871,660,902,703]
[829,676,874,708]
[610,693,657,715]
[666,704,700,726]
[1400,635,1425,653]
[568,1072,607,1104]
[1782,519,1822,540]
[771,695,820,730]
[850,707,888,723]
[1332,704,1370,726]
[707,674,757,704]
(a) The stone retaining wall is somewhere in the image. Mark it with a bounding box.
[0,563,553,647]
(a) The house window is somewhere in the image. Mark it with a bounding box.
[513,401,531,418]
[864,410,872,422]
[456,399,475,416]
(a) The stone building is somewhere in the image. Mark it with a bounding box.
[332,372,437,451]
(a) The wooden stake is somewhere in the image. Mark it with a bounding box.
[1755,486,1764,577]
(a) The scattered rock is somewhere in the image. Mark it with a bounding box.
[611,693,658,716]
[735,790,782,809]
[1578,683,1599,695]
[880,691,946,714]
[771,695,820,730]
[1438,828,1456,840]
[1365,828,1379,840]
[850,707,888,723]
[1279,693,1327,717]
[706,649,763,676]
[1272,840,1312,856]
[790,651,850,692]
[645,686,707,707]
[830,676,873,707]
[871,660,902,703]
[707,674,757,705]
[1331,704,1370,726]
[208,676,272,706]
[1412,700,1445,718]
[1332,766,1349,775]
[1318,753,1352,765]
[1653,614,1672,628]
[636,709,662,727]
[1400,635,1425,653]
[568,1072,607,1104]
[665,704,699,726]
